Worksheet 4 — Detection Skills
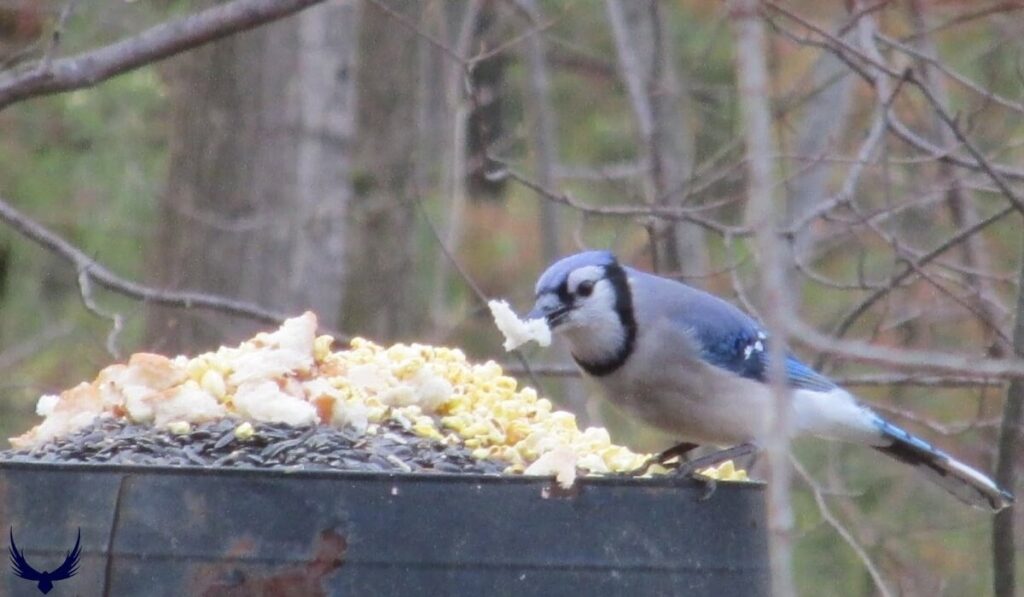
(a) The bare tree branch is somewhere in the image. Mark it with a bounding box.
[904,1,1024,42]
[0,0,327,112]
[0,195,319,335]
[792,316,1024,379]
[829,202,1017,344]
[764,0,1024,182]
[364,0,466,67]
[501,364,1008,390]
[877,31,1024,115]
[493,160,749,236]
[906,0,1009,358]
[605,0,706,275]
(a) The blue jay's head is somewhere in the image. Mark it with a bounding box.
[528,251,637,375]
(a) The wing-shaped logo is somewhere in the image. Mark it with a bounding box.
[9,527,81,594]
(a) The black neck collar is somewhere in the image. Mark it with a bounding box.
[572,264,637,377]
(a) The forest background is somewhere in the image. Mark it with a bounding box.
[1,0,1023,594]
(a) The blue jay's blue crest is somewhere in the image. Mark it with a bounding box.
[527,250,1014,511]
[533,250,617,296]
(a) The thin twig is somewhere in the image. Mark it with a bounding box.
[364,0,468,68]
[493,160,749,236]
[906,68,1024,216]
[792,457,895,597]
[764,0,1024,182]
[501,365,1009,390]
[411,193,545,394]
[792,315,1024,379]
[37,0,79,73]
[0,195,317,334]
[829,203,1017,344]
[876,31,1024,115]
[77,267,124,359]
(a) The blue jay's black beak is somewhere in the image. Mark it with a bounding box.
[526,305,548,322]
[527,296,571,329]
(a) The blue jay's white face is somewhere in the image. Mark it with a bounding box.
[529,265,616,333]
[528,262,637,376]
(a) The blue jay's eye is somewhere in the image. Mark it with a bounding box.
[577,280,595,297]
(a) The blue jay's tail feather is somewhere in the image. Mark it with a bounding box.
[873,419,1013,511]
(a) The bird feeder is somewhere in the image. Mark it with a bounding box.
[0,461,769,595]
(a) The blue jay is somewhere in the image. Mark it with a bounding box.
[527,250,1013,511]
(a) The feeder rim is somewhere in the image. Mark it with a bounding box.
[0,459,764,491]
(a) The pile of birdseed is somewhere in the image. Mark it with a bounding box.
[0,418,508,474]
[5,311,749,486]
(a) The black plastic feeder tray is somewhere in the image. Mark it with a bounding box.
[0,462,769,596]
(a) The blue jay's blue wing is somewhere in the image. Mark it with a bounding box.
[699,327,836,391]
[779,354,837,392]
[668,287,836,392]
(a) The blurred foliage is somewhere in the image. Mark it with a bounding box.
[1,0,1023,594]
[0,4,168,441]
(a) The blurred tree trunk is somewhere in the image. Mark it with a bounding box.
[146,2,360,353]
[605,0,705,276]
[342,0,420,341]
[520,0,562,262]
[994,241,1024,597]
[908,0,1006,355]
[430,0,482,329]
[782,26,854,288]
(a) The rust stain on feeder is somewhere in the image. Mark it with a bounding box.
[192,529,348,597]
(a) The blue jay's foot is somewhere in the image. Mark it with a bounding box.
[628,441,700,477]
[670,442,760,479]
[672,443,759,501]
[657,441,700,465]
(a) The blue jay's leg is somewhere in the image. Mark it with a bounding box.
[627,441,700,477]
[671,442,760,478]
[656,441,701,464]
[673,443,759,501]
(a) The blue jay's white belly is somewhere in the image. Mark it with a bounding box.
[591,354,773,445]
[579,324,884,447]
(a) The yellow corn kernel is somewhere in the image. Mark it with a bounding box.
[412,418,443,440]
[200,369,227,400]
[167,420,191,435]
[392,357,425,379]
[184,357,210,382]
[234,422,255,440]
[313,335,334,362]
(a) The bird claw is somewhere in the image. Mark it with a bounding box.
[668,442,760,479]
[628,441,701,477]
[698,477,718,501]
[630,442,759,481]
[656,441,700,464]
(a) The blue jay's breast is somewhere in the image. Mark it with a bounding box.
[586,321,774,446]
